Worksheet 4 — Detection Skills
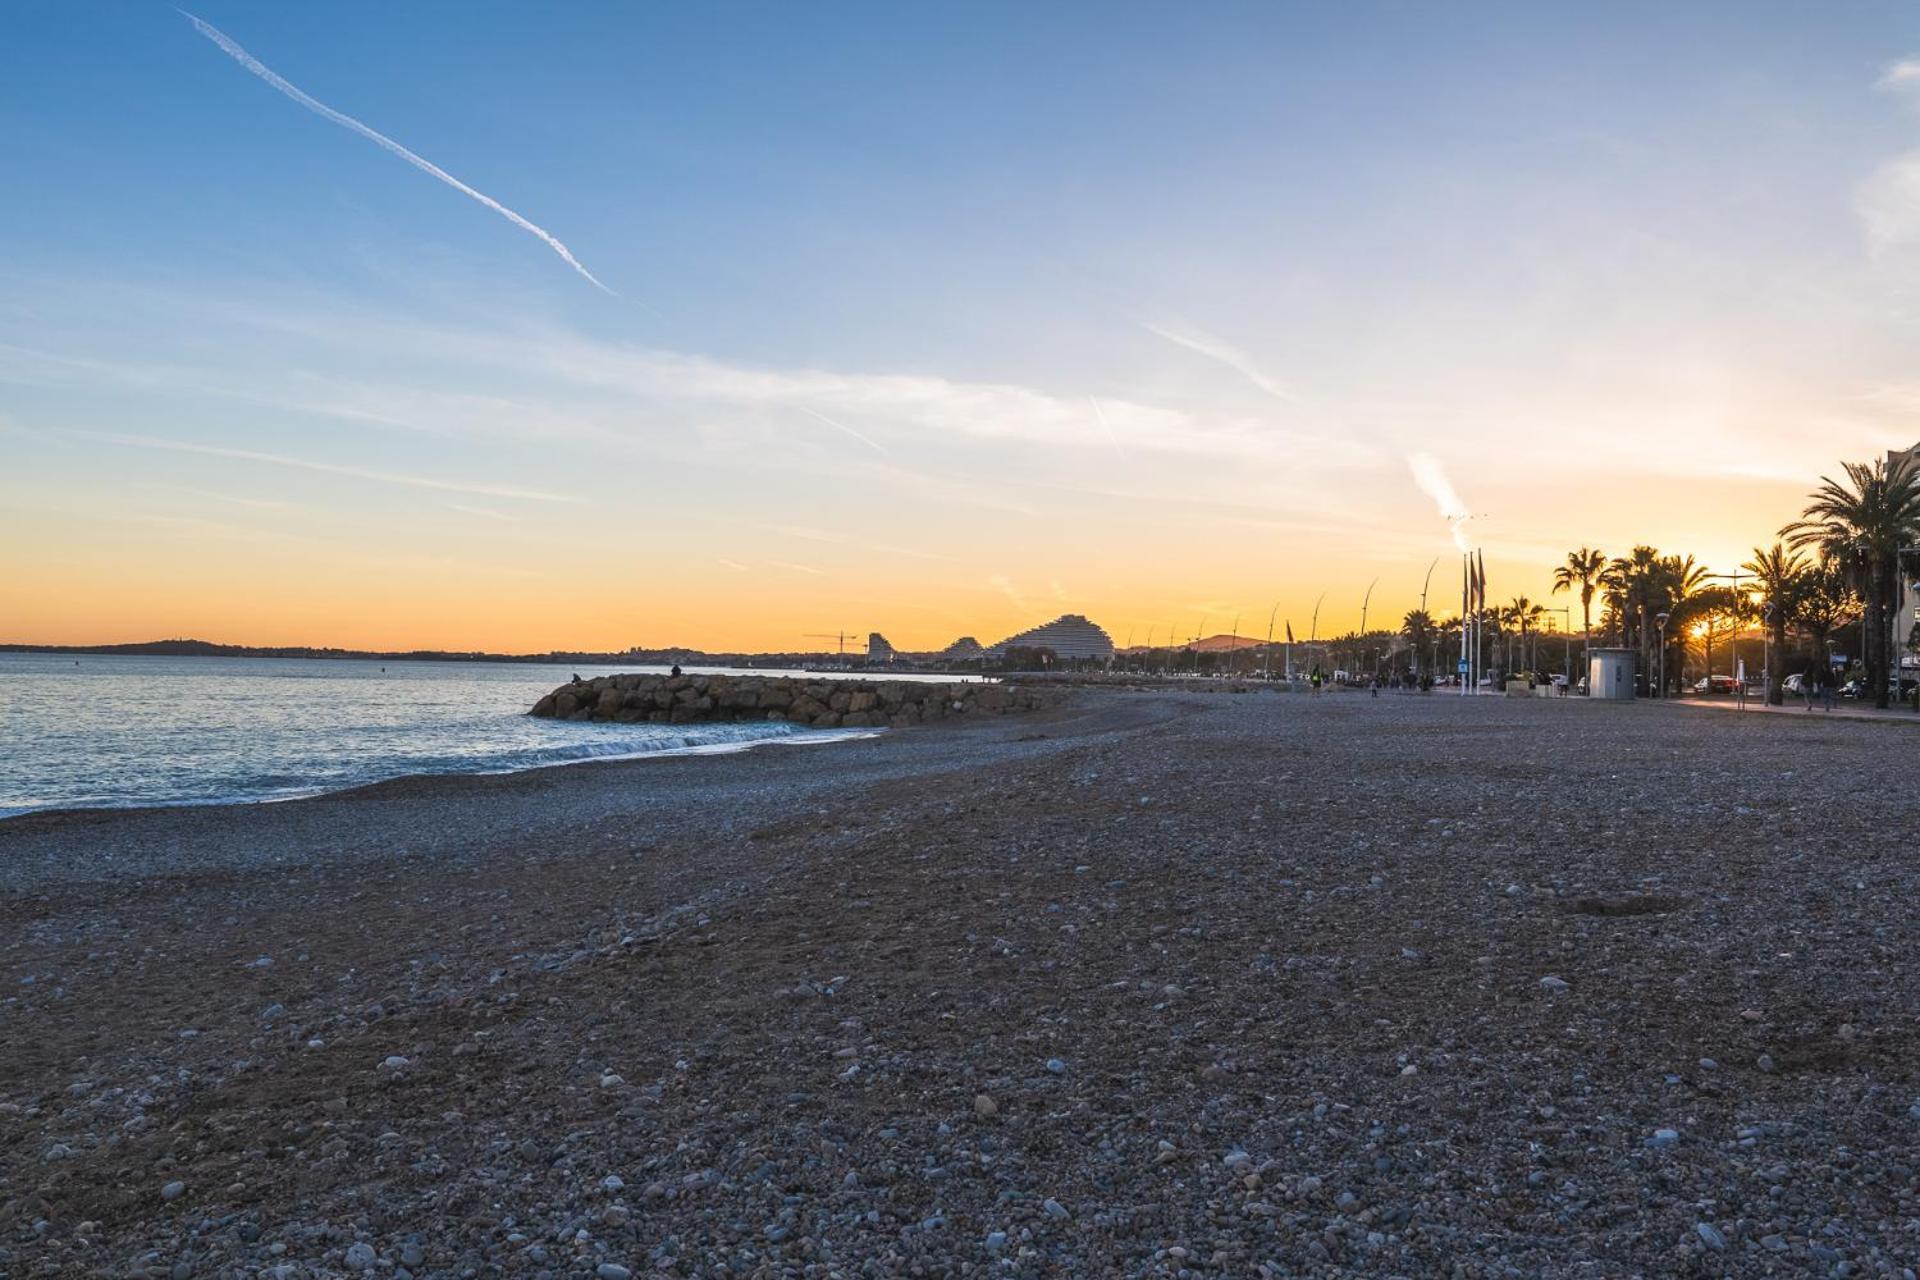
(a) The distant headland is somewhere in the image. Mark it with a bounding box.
[0,614,1121,671]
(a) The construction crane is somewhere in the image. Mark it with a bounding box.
[802,631,856,657]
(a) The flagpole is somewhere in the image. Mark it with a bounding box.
[1460,553,1469,697]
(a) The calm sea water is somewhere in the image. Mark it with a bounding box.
[0,653,938,817]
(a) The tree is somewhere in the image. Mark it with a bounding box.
[1679,584,1753,690]
[1795,562,1858,671]
[1741,542,1809,705]
[1603,546,1662,691]
[1401,609,1436,678]
[1504,596,1545,673]
[1551,548,1607,670]
[996,645,1057,672]
[1783,456,1920,708]
[1658,554,1710,691]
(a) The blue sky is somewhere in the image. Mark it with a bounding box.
[4,3,1920,648]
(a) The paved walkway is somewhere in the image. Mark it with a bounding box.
[1668,694,1920,724]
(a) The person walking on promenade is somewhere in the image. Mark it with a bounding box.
[1803,664,1817,711]
[1823,669,1836,712]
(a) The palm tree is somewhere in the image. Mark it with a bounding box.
[1783,456,1920,708]
[1551,548,1607,671]
[1603,547,1663,691]
[1401,609,1436,679]
[1505,596,1545,673]
[1742,542,1809,705]
[1657,555,1709,693]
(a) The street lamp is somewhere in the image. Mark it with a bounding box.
[1654,611,1671,698]
[1700,571,1750,694]
[1547,606,1571,686]
[1263,601,1281,681]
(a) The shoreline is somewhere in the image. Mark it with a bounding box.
[0,721,880,827]
[4,690,1917,1275]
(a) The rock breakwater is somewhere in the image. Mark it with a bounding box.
[530,673,1049,729]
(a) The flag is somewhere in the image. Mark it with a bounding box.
[1285,621,1294,644]
[1474,550,1486,609]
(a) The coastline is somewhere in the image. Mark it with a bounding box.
[4,690,1917,1275]
[0,721,879,827]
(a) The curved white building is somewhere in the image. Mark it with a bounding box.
[984,614,1115,661]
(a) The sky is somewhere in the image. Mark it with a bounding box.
[5,2,1920,652]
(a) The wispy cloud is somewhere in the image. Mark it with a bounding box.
[146,483,298,513]
[1859,57,1920,256]
[1406,452,1472,552]
[179,11,611,293]
[716,557,750,572]
[988,574,1029,612]
[91,432,581,503]
[761,521,958,563]
[769,560,825,576]
[1143,321,1299,403]
[796,405,888,455]
[1881,59,1920,93]
[446,502,518,521]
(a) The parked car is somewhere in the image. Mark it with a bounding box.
[1782,673,1804,695]
[1840,677,1919,699]
[1692,674,1745,694]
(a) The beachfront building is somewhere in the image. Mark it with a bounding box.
[984,614,1116,662]
[867,632,897,664]
[938,636,984,662]
[1892,443,1920,675]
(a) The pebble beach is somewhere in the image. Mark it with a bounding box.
[3,688,1917,1278]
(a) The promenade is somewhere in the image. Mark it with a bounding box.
[1670,693,1920,725]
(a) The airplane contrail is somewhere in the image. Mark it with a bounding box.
[179,10,612,293]
[797,405,888,455]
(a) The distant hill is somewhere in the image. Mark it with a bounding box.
[0,638,980,670]
[1118,634,1279,654]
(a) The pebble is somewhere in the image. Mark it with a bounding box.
[1648,1129,1679,1149]
[973,1093,998,1117]
[1539,975,1570,991]
[344,1242,376,1270]
[1756,1053,1777,1073]
[1696,1222,1727,1252]
[160,1180,186,1202]
[1045,1058,1067,1074]
[1043,1197,1070,1219]
[595,1267,632,1280]
[601,1174,624,1191]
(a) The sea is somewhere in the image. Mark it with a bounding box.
[0,653,963,817]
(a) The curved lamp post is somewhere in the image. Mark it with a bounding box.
[1654,611,1671,698]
